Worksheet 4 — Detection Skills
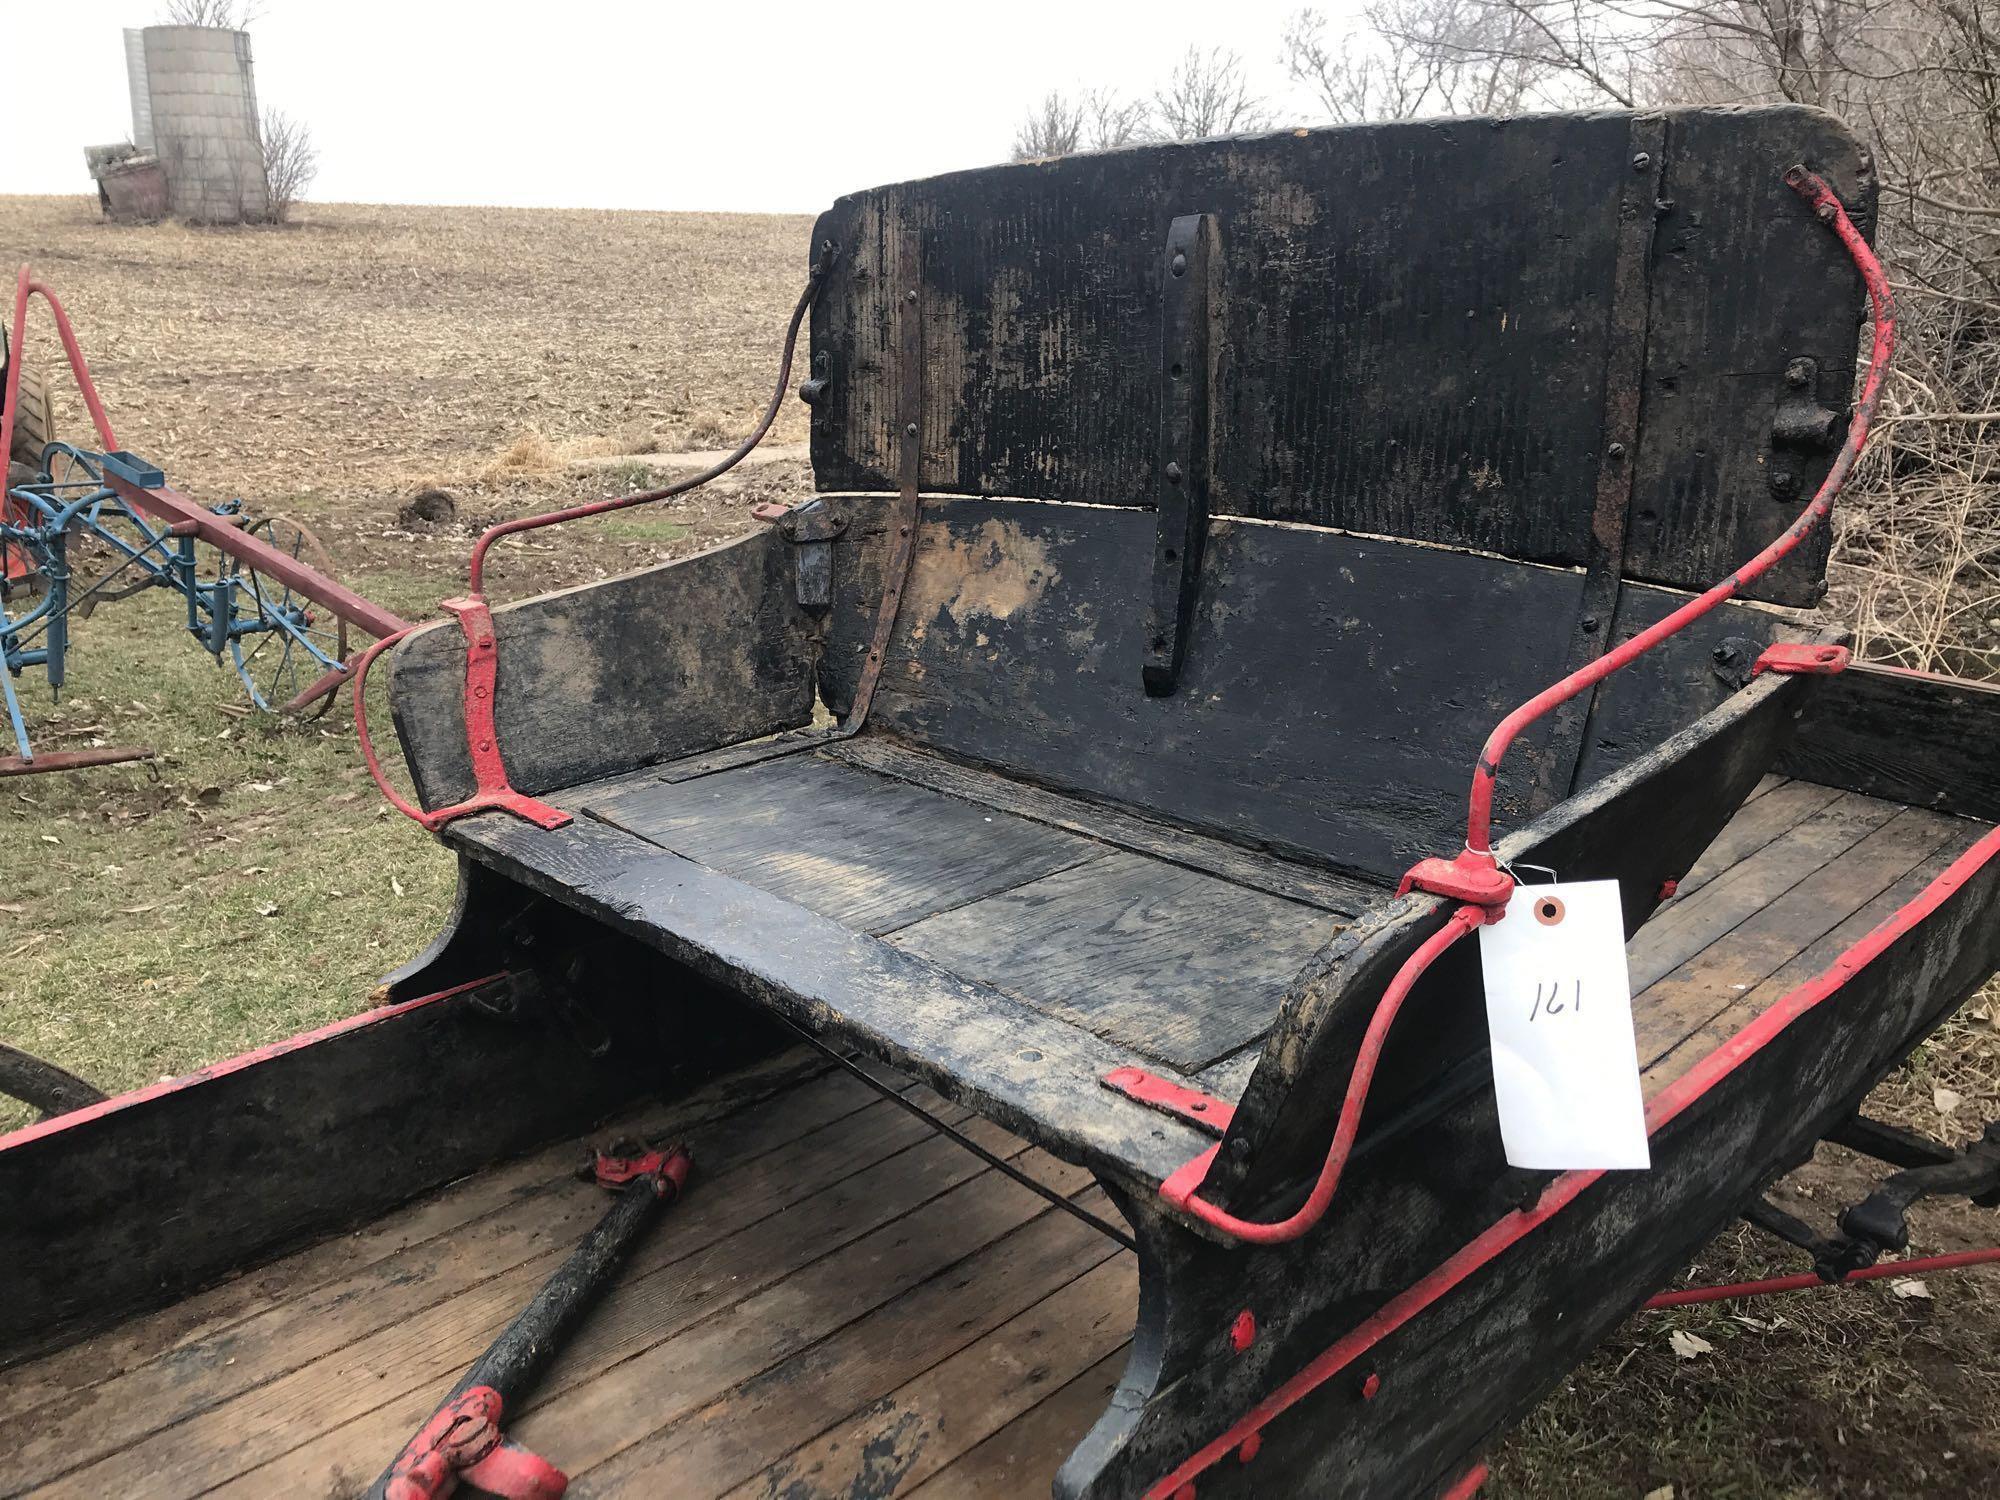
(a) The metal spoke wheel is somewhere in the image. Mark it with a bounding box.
[220,514,350,718]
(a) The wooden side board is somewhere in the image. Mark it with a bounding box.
[1205,666,1813,1209]
[389,530,816,810]
[810,106,1872,607]
[1779,661,2000,822]
[1058,823,2000,1498]
[0,899,791,1364]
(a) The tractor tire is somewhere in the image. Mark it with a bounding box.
[7,360,54,473]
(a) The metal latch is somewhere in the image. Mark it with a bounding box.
[1767,357,1842,500]
[753,496,847,611]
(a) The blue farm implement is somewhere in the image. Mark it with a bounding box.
[0,265,409,776]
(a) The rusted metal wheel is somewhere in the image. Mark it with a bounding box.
[228,514,351,718]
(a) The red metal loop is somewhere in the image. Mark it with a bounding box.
[1159,905,1492,1244]
[1753,641,1851,677]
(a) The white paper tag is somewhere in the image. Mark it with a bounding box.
[1477,879,1651,1170]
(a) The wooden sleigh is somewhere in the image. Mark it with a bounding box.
[5,105,2000,1500]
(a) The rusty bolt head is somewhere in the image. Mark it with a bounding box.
[1580,615,1600,635]
[1711,644,1738,665]
[1632,152,1651,171]
[1607,442,1626,460]
[1165,461,1184,484]
[1816,202,1837,224]
[905,422,918,437]
[905,288,918,303]
[1171,252,1187,277]
[1785,357,1815,388]
[1769,468,1800,498]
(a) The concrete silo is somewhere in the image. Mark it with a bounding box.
[126,25,270,224]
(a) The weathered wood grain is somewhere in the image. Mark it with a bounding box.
[583,752,1101,934]
[827,736,1378,915]
[446,812,1216,1189]
[822,495,1578,883]
[1780,662,2000,822]
[811,107,1871,606]
[890,852,1331,1074]
[389,529,815,810]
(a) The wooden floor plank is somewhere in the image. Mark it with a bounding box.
[1672,779,1839,896]
[0,1076,922,1494]
[721,1255,1138,1499]
[1629,791,1903,993]
[1645,830,1980,1091]
[904,1349,1127,1500]
[0,1047,834,1429]
[889,851,1328,1073]
[829,736,1379,915]
[1634,808,1967,1077]
[42,1114,1041,1500]
[583,754,1101,934]
[207,1148,1099,1500]
[574,1194,1124,1497]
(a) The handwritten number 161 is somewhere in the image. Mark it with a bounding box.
[1530,980,1583,1021]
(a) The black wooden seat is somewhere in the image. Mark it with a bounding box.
[384,104,1898,1497]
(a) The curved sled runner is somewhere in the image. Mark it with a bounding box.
[3,105,1999,1500]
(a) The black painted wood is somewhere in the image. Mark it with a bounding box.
[1056,830,2000,1498]
[811,106,1872,606]
[443,812,1218,1191]
[1205,667,1814,1208]
[1779,662,2000,822]
[822,495,1577,884]
[889,851,1332,1074]
[389,530,816,811]
[0,909,790,1363]
[1572,580,1815,790]
[581,753,1100,935]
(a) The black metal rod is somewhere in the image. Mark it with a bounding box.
[365,1161,686,1499]
[784,1024,1138,1253]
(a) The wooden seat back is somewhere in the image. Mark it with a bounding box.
[812,107,1874,881]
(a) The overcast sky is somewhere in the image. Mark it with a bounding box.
[3,1,1353,213]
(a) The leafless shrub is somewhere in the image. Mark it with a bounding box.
[260,108,318,225]
[161,0,260,26]
[1153,46,1272,140]
[1282,0,2000,675]
[1013,88,1150,161]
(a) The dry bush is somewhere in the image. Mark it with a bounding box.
[260,109,318,225]
[1285,0,2000,679]
[488,429,556,477]
[160,0,259,26]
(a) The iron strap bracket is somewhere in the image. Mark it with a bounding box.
[836,229,925,735]
[419,597,571,832]
[1103,1065,1237,1136]
[1537,116,1668,808]
[1143,213,1221,697]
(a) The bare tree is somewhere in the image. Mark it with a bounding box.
[1013,87,1151,160]
[161,0,261,26]
[1013,91,1086,161]
[1153,46,1272,140]
[260,108,318,224]
[1284,2,1555,120]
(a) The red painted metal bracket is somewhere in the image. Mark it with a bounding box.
[588,1142,694,1197]
[1103,1066,1237,1135]
[1753,641,1850,677]
[1396,847,1515,906]
[383,1385,567,1500]
[409,597,572,833]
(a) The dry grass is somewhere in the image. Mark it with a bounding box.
[1,191,1997,1496]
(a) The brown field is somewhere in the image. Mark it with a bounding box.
[1,193,1996,1498]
